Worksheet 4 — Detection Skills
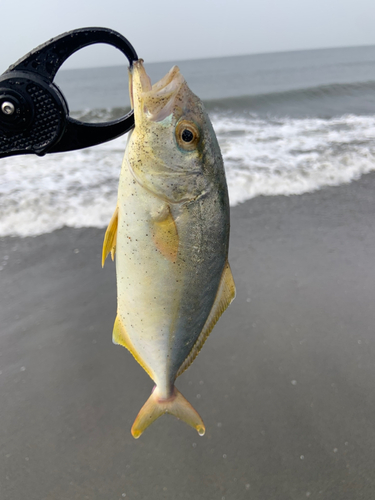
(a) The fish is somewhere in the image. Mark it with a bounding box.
[102,60,235,438]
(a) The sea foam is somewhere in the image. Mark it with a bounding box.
[1,113,375,237]
[216,113,375,205]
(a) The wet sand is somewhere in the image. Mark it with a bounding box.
[1,174,375,499]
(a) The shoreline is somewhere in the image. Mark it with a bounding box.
[1,173,375,498]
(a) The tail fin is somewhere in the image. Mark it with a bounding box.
[131,386,205,439]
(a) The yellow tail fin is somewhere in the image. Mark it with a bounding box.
[131,386,205,439]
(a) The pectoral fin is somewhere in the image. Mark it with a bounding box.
[102,206,118,267]
[177,261,236,377]
[152,206,179,263]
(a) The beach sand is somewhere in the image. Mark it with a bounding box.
[1,173,375,499]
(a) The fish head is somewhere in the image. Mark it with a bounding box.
[126,60,225,204]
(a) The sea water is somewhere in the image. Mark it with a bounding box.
[2,45,375,236]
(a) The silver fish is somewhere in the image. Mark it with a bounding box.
[102,60,235,438]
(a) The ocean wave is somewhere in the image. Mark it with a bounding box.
[214,113,375,205]
[70,80,375,123]
[71,107,131,123]
[1,113,375,237]
[204,80,375,113]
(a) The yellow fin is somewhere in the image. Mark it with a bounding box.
[102,206,118,267]
[112,315,154,381]
[152,206,179,263]
[177,261,236,377]
[131,385,205,439]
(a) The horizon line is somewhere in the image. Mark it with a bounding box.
[59,42,375,72]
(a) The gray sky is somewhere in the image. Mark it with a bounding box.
[1,0,375,71]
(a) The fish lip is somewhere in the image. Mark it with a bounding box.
[131,60,185,123]
[131,59,152,92]
[129,59,152,109]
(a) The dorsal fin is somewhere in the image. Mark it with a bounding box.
[102,206,118,267]
[176,261,236,377]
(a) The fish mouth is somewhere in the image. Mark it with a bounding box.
[130,60,185,123]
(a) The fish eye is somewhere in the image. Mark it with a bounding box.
[175,120,200,151]
[182,129,194,143]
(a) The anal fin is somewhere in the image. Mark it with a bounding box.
[177,261,236,377]
[102,206,118,267]
[112,315,154,381]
